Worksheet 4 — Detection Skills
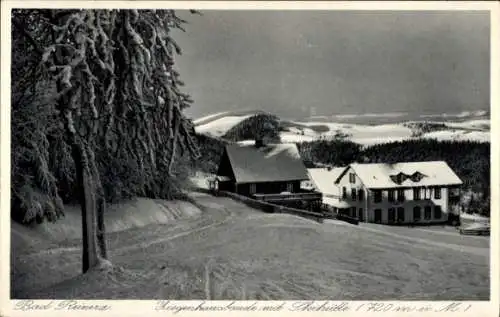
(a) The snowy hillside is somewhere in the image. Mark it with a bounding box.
[193,109,269,137]
[194,111,490,145]
[13,193,489,300]
[195,115,253,137]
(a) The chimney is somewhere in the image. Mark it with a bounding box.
[255,139,264,148]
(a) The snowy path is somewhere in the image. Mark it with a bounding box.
[13,193,490,300]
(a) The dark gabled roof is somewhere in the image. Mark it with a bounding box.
[223,143,309,184]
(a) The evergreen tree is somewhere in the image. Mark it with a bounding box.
[11,10,66,225]
[223,113,281,143]
[12,9,200,273]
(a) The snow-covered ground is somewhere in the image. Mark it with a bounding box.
[189,171,216,189]
[420,110,488,119]
[460,212,490,223]
[421,130,490,143]
[195,115,253,137]
[12,193,489,300]
[444,119,490,130]
[194,111,490,145]
[12,198,203,245]
[284,120,490,145]
[193,111,229,125]
[280,131,317,143]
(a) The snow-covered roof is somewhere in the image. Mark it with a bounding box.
[323,197,354,208]
[225,143,309,184]
[336,161,463,189]
[307,167,345,195]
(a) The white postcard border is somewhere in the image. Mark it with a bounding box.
[1,1,498,317]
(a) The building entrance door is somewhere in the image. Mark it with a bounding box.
[397,207,405,223]
[388,208,395,224]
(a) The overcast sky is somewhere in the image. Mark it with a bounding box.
[173,10,490,119]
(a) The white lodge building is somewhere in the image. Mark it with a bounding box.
[311,161,463,224]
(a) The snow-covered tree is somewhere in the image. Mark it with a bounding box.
[223,113,281,143]
[11,10,65,225]
[12,9,200,273]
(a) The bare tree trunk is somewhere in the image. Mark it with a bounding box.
[97,197,108,259]
[71,142,99,273]
[88,146,109,260]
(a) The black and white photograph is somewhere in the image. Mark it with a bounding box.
[2,0,498,310]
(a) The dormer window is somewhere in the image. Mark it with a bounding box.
[390,172,407,185]
[410,172,425,182]
[390,171,426,184]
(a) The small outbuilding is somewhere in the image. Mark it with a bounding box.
[214,139,322,209]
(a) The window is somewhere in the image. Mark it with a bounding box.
[397,189,405,202]
[397,207,405,222]
[373,190,382,203]
[425,188,431,199]
[351,188,357,201]
[388,190,395,202]
[424,206,432,220]
[434,187,442,199]
[359,208,363,221]
[413,188,421,200]
[434,206,442,219]
[413,206,421,221]
[358,189,364,201]
[374,209,382,223]
[388,208,395,223]
[342,187,347,199]
[349,173,356,184]
[286,183,293,192]
[351,207,357,218]
[249,183,256,194]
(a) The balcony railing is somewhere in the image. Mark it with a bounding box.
[253,190,322,202]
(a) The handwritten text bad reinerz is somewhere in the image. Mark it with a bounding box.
[14,300,111,311]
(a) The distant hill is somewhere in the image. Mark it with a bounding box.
[194,110,490,146]
[222,113,281,143]
[193,109,268,127]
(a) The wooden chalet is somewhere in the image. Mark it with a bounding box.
[211,139,322,209]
